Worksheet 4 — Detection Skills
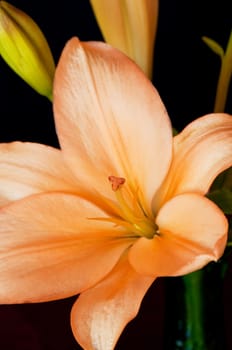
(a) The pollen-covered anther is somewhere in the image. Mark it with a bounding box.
[108,175,126,191]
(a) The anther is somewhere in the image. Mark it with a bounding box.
[108,175,126,191]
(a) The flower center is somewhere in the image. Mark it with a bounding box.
[108,175,157,239]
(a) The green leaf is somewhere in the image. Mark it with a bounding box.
[202,36,224,59]
[207,188,232,214]
[210,167,232,191]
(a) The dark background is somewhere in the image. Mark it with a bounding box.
[0,1,231,349]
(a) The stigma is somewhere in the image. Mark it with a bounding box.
[108,175,125,191]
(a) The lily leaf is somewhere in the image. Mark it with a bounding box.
[207,188,232,214]
[202,36,224,59]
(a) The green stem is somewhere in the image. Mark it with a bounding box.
[182,270,206,350]
[45,86,53,102]
[214,30,232,112]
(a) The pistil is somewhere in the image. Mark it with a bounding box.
[108,175,156,239]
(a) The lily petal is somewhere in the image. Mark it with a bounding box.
[0,142,77,206]
[0,192,133,303]
[153,113,232,209]
[53,37,172,210]
[129,193,227,276]
[71,255,154,350]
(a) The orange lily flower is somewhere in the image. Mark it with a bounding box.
[0,38,232,350]
[90,0,158,78]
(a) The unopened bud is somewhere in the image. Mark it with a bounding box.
[0,1,55,100]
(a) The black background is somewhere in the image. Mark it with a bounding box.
[0,1,232,349]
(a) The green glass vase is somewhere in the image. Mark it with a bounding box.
[164,261,227,350]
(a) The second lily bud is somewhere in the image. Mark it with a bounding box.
[90,0,159,79]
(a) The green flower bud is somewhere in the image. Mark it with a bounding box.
[0,1,55,100]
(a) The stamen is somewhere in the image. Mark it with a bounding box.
[108,175,156,239]
[108,175,126,191]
